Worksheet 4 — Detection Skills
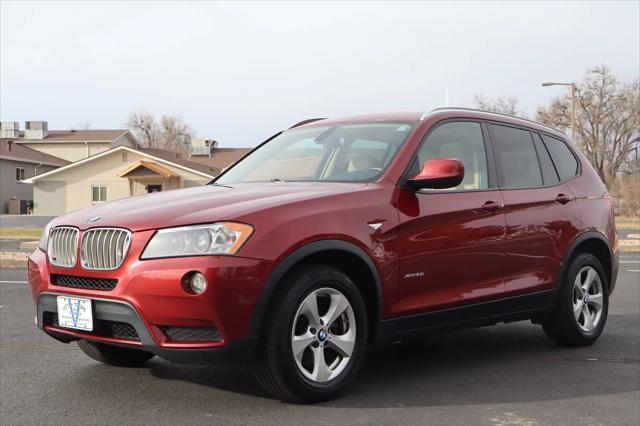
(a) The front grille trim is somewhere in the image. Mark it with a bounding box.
[48,227,79,268]
[51,274,118,291]
[81,228,131,271]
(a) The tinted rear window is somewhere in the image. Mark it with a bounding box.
[542,135,579,180]
[490,124,543,188]
[532,133,560,185]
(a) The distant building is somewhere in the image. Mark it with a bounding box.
[2,120,252,215]
[188,138,251,172]
[0,135,69,214]
[8,121,137,162]
[25,145,218,215]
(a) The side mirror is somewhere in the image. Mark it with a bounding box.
[409,158,465,190]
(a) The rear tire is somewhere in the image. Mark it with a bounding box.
[256,264,368,402]
[77,339,154,367]
[542,253,609,346]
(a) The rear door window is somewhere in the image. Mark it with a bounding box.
[542,135,579,180]
[490,124,543,189]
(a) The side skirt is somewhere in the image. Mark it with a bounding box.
[377,289,557,341]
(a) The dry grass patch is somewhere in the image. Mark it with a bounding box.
[0,228,43,238]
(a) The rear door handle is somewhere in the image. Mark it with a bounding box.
[555,193,573,204]
[481,201,504,212]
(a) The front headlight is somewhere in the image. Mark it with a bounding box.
[38,222,53,252]
[141,222,254,259]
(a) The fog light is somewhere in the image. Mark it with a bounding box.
[186,271,207,295]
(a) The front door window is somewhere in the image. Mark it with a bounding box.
[395,120,507,315]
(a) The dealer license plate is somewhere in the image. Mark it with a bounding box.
[56,296,93,331]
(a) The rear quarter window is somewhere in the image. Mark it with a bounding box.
[532,133,560,185]
[542,135,579,180]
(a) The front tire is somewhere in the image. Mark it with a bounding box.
[542,253,609,346]
[77,339,155,367]
[256,264,368,402]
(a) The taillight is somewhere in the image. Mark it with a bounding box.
[603,192,617,230]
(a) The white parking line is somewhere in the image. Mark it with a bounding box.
[628,269,640,273]
[620,260,640,263]
[0,281,27,284]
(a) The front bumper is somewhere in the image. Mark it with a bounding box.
[28,245,277,362]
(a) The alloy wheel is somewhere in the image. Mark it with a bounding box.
[291,287,356,383]
[572,266,604,332]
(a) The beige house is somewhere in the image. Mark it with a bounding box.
[25,145,217,215]
[0,138,69,213]
[12,121,137,162]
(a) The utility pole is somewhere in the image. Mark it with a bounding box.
[542,82,577,140]
[631,137,640,174]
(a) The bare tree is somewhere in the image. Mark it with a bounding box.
[473,94,524,117]
[127,110,159,148]
[159,114,193,150]
[536,66,640,186]
[69,121,92,130]
[613,175,640,216]
[127,110,194,150]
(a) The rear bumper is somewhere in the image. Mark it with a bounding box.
[28,247,276,362]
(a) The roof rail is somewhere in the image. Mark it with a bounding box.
[288,118,327,129]
[420,107,562,135]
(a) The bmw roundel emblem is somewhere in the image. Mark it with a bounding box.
[87,216,102,223]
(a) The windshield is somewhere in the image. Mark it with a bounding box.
[215,122,414,184]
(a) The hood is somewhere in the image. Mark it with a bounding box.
[52,182,367,231]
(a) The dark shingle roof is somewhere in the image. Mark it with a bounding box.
[16,129,130,143]
[0,139,70,167]
[139,148,221,176]
[188,148,252,172]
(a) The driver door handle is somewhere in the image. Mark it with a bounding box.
[481,201,504,212]
[555,193,573,204]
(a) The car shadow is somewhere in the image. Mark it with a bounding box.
[147,314,639,407]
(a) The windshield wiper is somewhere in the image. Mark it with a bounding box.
[270,178,285,183]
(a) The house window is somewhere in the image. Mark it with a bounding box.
[16,167,25,182]
[91,185,107,203]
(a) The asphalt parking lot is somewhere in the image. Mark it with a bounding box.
[1,255,638,426]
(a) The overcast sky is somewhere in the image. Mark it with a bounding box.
[1,1,638,147]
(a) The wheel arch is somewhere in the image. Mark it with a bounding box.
[560,231,614,293]
[249,239,384,342]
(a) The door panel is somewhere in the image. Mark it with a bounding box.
[392,120,507,316]
[500,184,579,295]
[488,123,582,296]
[395,189,506,315]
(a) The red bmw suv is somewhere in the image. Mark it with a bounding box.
[28,109,618,401]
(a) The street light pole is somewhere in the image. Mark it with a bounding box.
[542,82,577,140]
[632,137,640,173]
[570,83,576,141]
